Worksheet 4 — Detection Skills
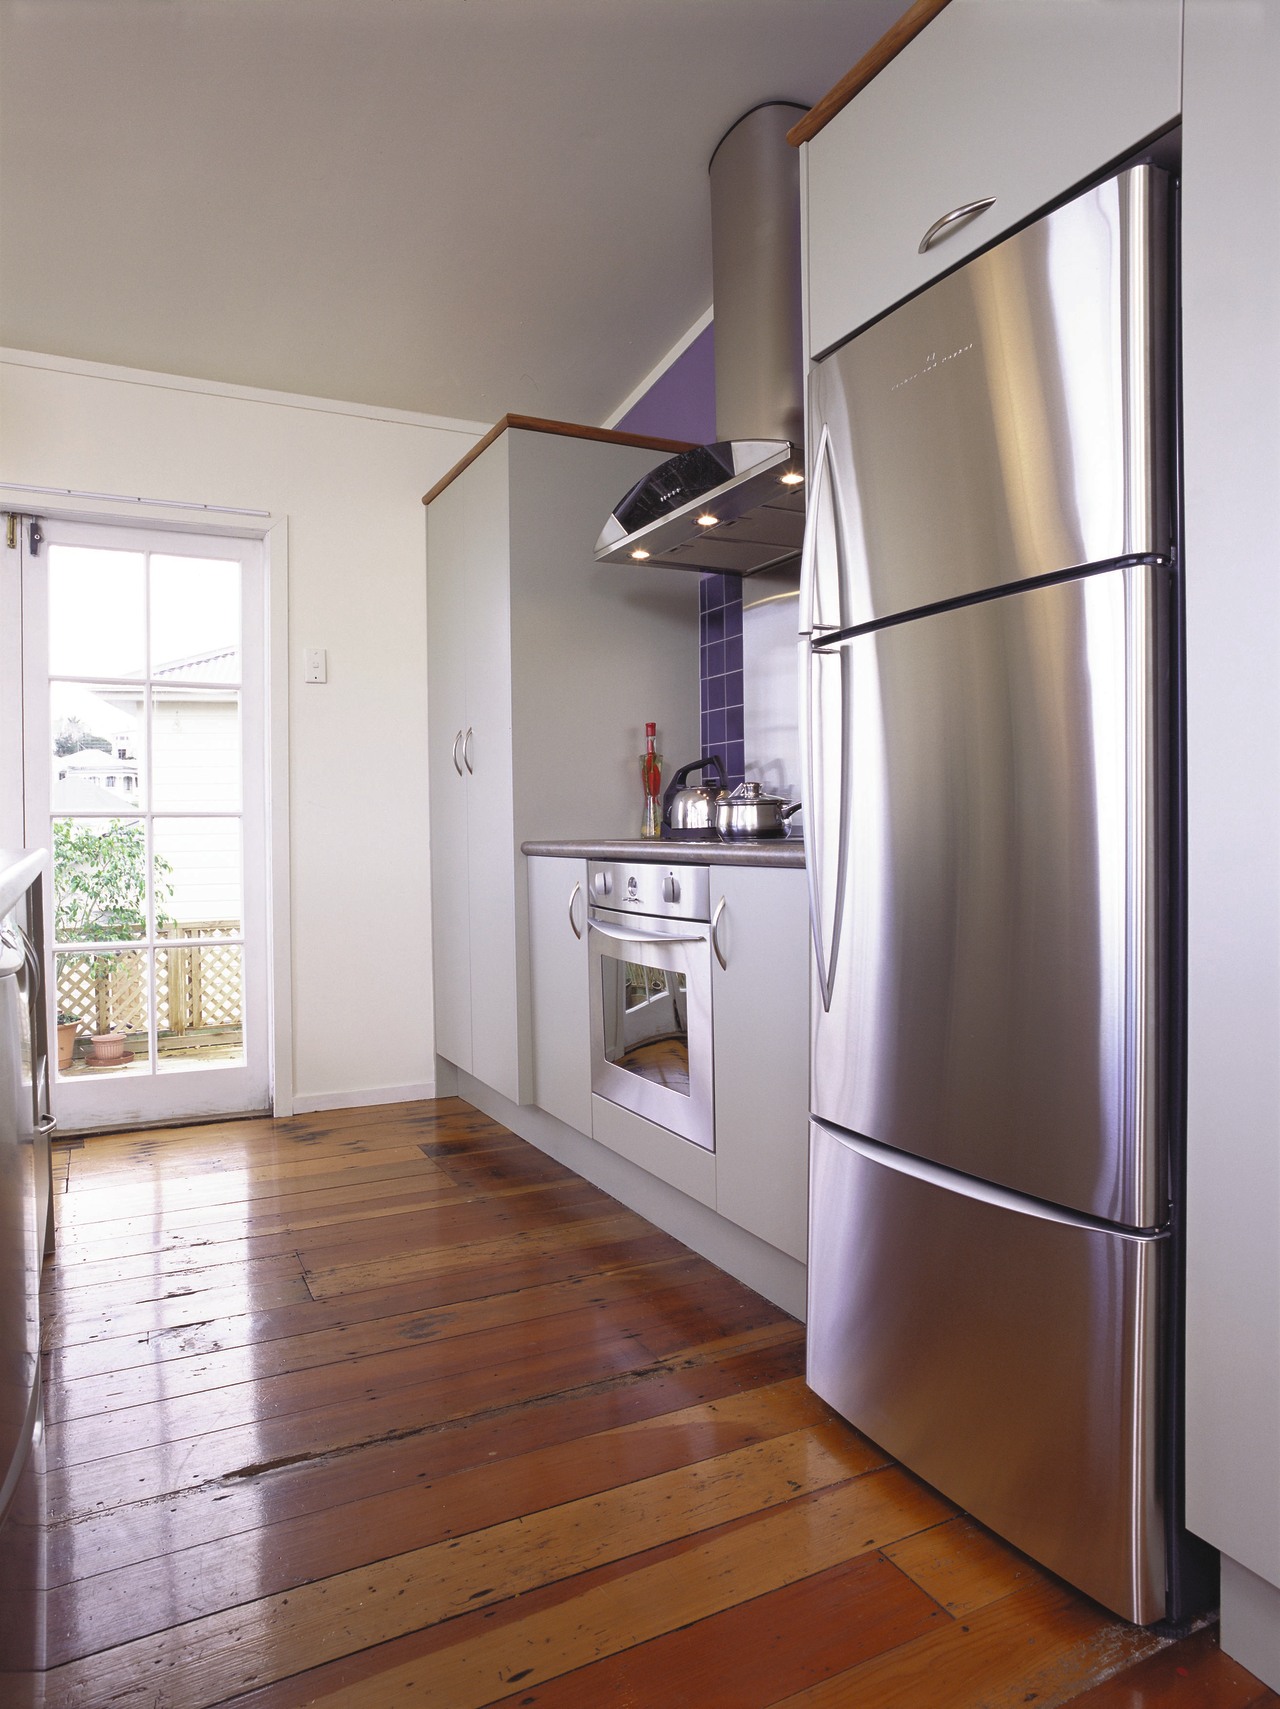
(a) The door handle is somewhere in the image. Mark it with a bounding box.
[463,727,474,775]
[568,881,583,941]
[452,730,464,776]
[711,895,728,971]
[918,196,996,254]
[803,642,851,1012]
[799,424,843,638]
[36,1113,56,1136]
[587,919,706,948]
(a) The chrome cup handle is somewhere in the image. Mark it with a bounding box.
[711,895,728,972]
[918,196,996,254]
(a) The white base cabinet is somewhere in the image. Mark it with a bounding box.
[527,853,810,1264]
[711,865,809,1262]
[805,0,1184,357]
[426,424,699,1107]
[527,856,591,1136]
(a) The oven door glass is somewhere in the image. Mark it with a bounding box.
[588,908,714,1151]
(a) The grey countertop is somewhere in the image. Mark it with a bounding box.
[0,848,47,919]
[521,837,805,870]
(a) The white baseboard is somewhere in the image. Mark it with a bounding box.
[291,1081,438,1115]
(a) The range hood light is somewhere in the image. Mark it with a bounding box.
[697,513,719,527]
[630,548,651,560]
[780,470,804,486]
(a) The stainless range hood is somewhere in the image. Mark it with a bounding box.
[596,101,807,577]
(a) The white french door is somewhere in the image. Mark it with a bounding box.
[21,518,271,1131]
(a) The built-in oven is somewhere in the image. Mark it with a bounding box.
[587,860,714,1151]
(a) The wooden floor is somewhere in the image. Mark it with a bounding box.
[37,1098,1279,1709]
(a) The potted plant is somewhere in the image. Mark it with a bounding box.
[52,821,173,1071]
[56,1012,78,1071]
[86,1024,131,1065]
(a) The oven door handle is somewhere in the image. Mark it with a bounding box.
[587,919,707,948]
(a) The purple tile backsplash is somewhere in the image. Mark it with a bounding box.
[700,573,745,787]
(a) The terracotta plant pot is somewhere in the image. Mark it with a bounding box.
[87,1032,128,1065]
[56,1022,78,1071]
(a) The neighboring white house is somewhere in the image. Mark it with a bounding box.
[53,643,242,927]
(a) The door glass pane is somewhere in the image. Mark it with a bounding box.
[151,687,241,811]
[52,818,150,944]
[48,546,146,679]
[153,818,242,937]
[151,556,241,684]
[51,683,145,812]
[157,944,244,1069]
[599,949,690,1095]
[54,950,150,1076]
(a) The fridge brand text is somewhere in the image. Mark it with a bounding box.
[891,343,975,392]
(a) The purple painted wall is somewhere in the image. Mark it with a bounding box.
[615,322,717,445]
[616,320,745,786]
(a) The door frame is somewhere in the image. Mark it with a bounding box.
[0,499,294,1125]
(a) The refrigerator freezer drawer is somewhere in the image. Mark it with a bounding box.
[807,1120,1169,1625]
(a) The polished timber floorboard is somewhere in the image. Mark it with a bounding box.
[38,1100,1279,1709]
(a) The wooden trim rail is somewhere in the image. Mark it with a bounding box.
[788,0,955,147]
[422,415,694,507]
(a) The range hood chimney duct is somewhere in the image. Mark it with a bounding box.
[709,101,805,448]
[595,99,809,577]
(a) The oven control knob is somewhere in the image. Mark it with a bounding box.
[593,871,612,898]
[662,873,681,905]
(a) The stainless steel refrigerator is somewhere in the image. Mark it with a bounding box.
[801,163,1210,1625]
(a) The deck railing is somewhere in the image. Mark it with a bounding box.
[55,923,242,1039]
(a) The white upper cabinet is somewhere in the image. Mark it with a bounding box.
[805,0,1184,357]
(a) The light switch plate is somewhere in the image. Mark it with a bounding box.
[304,648,327,684]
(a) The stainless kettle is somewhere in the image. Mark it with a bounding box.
[662,755,727,841]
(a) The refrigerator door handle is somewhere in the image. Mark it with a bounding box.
[802,639,850,1012]
[798,423,843,639]
[810,1118,1170,1239]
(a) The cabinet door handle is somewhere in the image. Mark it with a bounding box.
[711,895,728,971]
[918,196,996,254]
[36,1113,56,1136]
[463,727,474,774]
[568,881,582,940]
[452,730,464,776]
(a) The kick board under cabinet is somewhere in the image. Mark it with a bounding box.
[424,420,698,1106]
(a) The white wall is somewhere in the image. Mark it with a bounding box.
[742,568,802,810]
[0,349,484,1110]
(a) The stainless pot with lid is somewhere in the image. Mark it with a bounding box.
[716,780,802,840]
[662,755,727,841]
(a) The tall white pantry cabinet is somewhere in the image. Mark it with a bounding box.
[424,417,700,1107]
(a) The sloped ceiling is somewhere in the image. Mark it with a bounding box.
[0,0,899,425]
